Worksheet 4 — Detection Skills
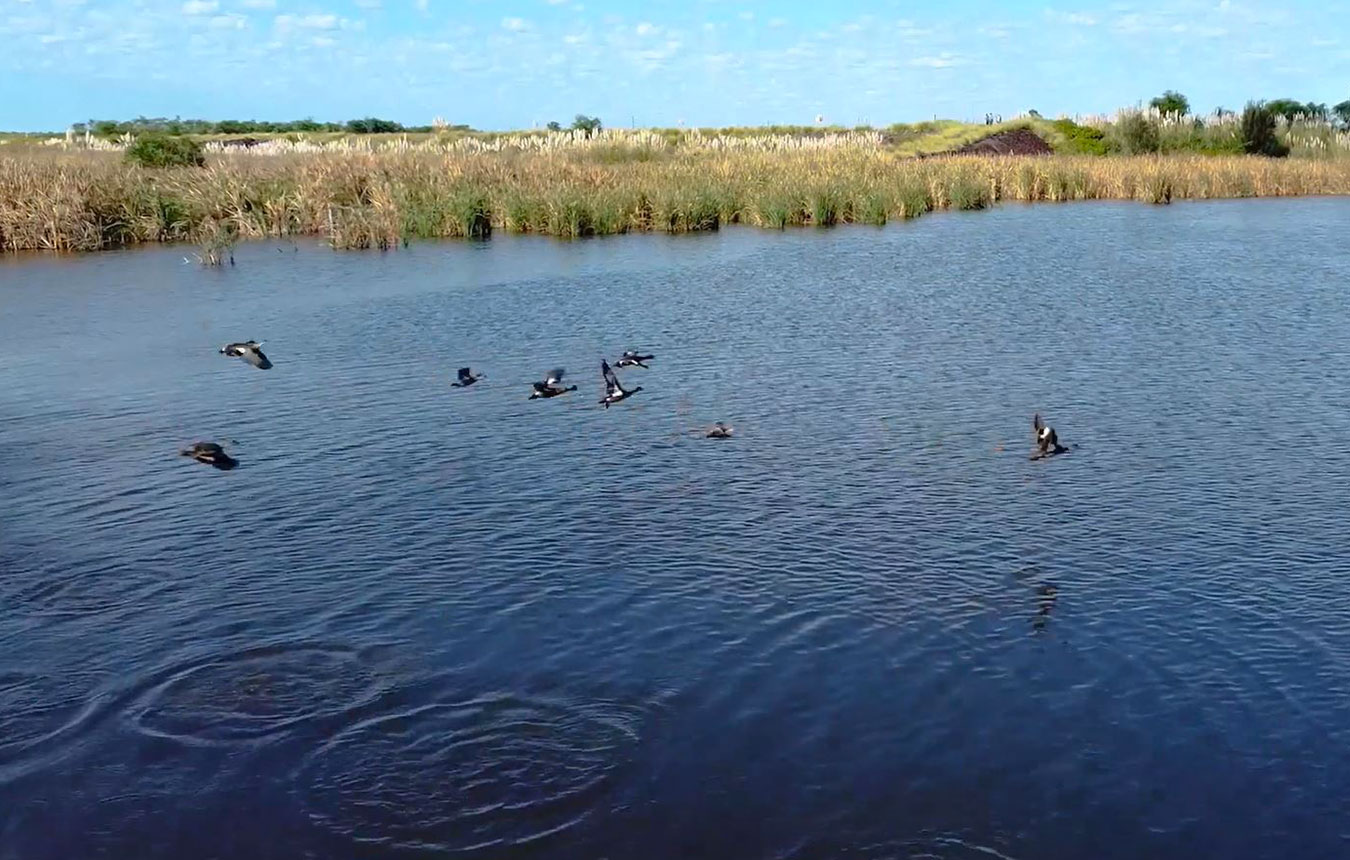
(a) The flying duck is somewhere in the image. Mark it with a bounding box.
[452,367,483,388]
[180,441,238,470]
[599,359,642,408]
[615,350,655,369]
[220,340,272,370]
[529,368,576,399]
[706,422,734,439]
[1031,413,1068,460]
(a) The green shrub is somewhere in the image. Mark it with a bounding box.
[1240,102,1289,157]
[125,133,205,168]
[1052,118,1109,155]
[1109,113,1161,154]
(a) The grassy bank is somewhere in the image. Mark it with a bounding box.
[4,146,1350,252]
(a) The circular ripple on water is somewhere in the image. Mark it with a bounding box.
[126,645,383,747]
[297,693,643,854]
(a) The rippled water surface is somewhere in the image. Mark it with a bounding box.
[3,199,1350,860]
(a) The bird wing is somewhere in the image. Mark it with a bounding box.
[457,367,472,382]
[546,368,565,385]
[1033,413,1044,434]
[601,360,621,394]
[532,381,550,395]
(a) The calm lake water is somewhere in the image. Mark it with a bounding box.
[3,199,1350,860]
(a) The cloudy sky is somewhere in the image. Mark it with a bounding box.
[1,0,1346,131]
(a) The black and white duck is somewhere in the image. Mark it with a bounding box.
[1031,413,1069,460]
[452,367,484,387]
[599,359,642,408]
[180,441,238,470]
[530,368,577,399]
[615,350,655,369]
[220,340,272,370]
[706,422,734,439]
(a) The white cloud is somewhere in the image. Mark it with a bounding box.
[910,53,963,68]
[414,0,428,10]
[181,0,218,14]
[240,0,273,7]
[312,35,335,46]
[275,13,339,29]
[501,16,528,31]
[635,21,656,36]
[210,13,246,28]
[768,17,786,28]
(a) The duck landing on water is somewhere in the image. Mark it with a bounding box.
[180,442,238,470]
[452,367,483,388]
[530,368,577,399]
[600,359,642,408]
[1030,413,1069,460]
[615,350,655,369]
[220,340,272,370]
[706,422,734,439]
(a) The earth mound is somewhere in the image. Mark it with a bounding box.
[952,127,1053,156]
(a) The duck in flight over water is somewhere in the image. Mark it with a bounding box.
[530,368,577,399]
[599,359,642,408]
[220,340,272,370]
[180,442,238,470]
[1031,413,1069,460]
[452,367,483,388]
[706,422,734,439]
[615,350,655,369]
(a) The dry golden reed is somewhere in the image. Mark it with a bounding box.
[3,147,1350,252]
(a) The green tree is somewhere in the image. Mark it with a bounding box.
[1264,98,1320,122]
[571,114,603,137]
[1149,90,1190,117]
[345,117,405,134]
[1110,112,1160,154]
[1334,100,1350,128]
[1240,102,1289,157]
[125,132,206,168]
[546,121,562,131]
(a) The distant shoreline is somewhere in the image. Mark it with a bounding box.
[4,129,1350,254]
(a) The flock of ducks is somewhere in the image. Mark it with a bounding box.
[183,342,1072,470]
[181,345,748,470]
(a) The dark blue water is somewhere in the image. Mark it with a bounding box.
[3,199,1350,860]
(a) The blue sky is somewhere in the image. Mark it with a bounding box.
[1,0,1347,131]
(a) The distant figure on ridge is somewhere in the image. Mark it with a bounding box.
[615,350,655,369]
[452,367,484,388]
[599,359,642,408]
[530,368,576,399]
[1031,413,1069,460]
[220,340,272,370]
[180,442,238,470]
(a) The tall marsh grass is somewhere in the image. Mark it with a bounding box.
[4,147,1350,252]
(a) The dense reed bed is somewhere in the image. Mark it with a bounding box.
[5,147,1350,252]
